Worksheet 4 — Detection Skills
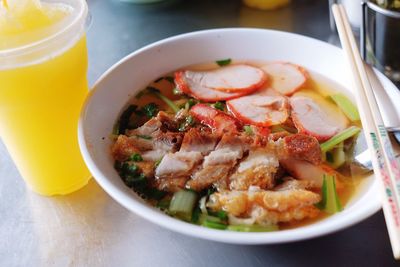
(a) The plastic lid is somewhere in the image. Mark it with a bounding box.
[0,0,88,70]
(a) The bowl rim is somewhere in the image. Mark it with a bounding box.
[78,28,381,244]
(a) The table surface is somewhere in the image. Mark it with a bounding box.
[1,0,399,266]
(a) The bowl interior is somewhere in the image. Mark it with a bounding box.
[79,28,399,244]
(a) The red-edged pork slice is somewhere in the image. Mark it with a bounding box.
[261,62,308,96]
[190,103,241,134]
[290,96,345,141]
[280,159,343,189]
[175,64,266,101]
[227,94,289,126]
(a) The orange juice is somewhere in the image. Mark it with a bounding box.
[0,0,91,195]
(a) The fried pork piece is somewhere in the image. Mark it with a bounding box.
[274,176,312,191]
[154,128,219,192]
[229,148,279,190]
[112,135,141,162]
[207,188,321,225]
[186,133,252,191]
[114,112,184,162]
[180,128,220,155]
[280,134,322,165]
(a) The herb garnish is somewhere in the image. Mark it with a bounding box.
[216,58,232,66]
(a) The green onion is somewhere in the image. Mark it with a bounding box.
[135,134,152,140]
[208,210,228,221]
[213,101,225,111]
[202,220,227,230]
[320,126,361,153]
[316,175,343,213]
[330,94,360,122]
[146,87,180,113]
[129,153,143,162]
[327,143,346,169]
[227,224,279,232]
[216,58,232,66]
[169,190,198,221]
[243,125,254,135]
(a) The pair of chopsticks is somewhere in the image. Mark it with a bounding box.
[332,4,400,259]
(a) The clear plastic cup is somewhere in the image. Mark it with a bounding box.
[0,0,91,195]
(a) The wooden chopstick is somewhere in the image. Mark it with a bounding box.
[332,4,400,259]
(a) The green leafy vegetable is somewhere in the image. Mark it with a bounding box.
[191,206,201,223]
[227,224,279,232]
[216,58,232,66]
[141,103,159,118]
[320,126,360,153]
[207,210,228,221]
[117,105,138,134]
[330,94,360,122]
[243,125,254,135]
[213,101,225,111]
[179,115,194,132]
[129,153,143,162]
[316,175,343,213]
[169,190,198,221]
[135,134,152,140]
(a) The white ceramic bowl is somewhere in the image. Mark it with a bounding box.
[79,28,400,244]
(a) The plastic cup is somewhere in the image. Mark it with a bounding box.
[0,0,91,195]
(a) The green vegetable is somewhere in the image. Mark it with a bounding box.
[316,175,343,213]
[117,105,138,134]
[173,87,182,95]
[169,190,198,221]
[203,220,227,230]
[141,103,159,118]
[320,126,361,153]
[216,58,232,66]
[147,87,180,113]
[157,199,171,210]
[154,157,163,167]
[327,143,346,169]
[213,101,225,111]
[227,224,279,232]
[135,134,152,140]
[185,99,197,110]
[207,210,228,221]
[129,153,143,162]
[179,115,194,132]
[330,94,360,122]
[191,206,201,223]
[243,125,254,135]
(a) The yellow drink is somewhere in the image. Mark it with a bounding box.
[0,0,91,195]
